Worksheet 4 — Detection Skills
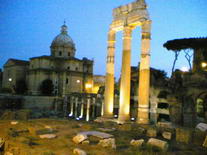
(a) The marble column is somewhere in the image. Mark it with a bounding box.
[74,97,78,118]
[118,25,132,124]
[103,30,116,118]
[69,96,74,116]
[137,20,151,124]
[79,99,84,118]
[86,98,90,121]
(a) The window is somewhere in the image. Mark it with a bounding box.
[67,66,70,70]
[68,52,70,56]
[59,51,62,56]
[75,67,78,71]
[66,78,68,84]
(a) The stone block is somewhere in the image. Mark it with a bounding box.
[82,140,90,145]
[196,123,207,132]
[98,138,116,149]
[39,134,57,139]
[176,128,192,144]
[10,121,18,125]
[72,134,88,144]
[146,128,157,137]
[73,148,87,155]
[203,136,207,148]
[147,138,168,151]
[162,131,172,140]
[130,139,144,147]
[4,152,13,155]
[0,137,5,149]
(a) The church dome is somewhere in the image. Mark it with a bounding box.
[51,24,75,49]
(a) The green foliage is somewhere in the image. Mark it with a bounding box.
[163,37,207,51]
[40,79,54,96]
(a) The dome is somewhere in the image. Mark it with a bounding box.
[51,24,75,49]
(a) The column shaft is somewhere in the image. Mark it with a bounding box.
[103,30,116,118]
[137,20,151,124]
[86,98,90,121]
[118,26,132,123]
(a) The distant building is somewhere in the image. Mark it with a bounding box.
[2,59,29,92]
[92,75,105,93]
[2,23,93,96]
[0,69,2,91]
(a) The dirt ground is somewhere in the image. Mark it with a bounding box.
[0,119,206,155]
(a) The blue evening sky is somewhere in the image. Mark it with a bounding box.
[0,0,207,78]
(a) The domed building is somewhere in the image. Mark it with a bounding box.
[3,23,93,96]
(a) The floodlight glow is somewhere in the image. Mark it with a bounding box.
[180,66,188,72]
[201,62,207,68]
[77,80,80,83]
[8,78,12,82]
[131,118,135,121]
[85,83,92,88]
[68,113,73,117]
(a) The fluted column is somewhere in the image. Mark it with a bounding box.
[118,26,132,124]
[103,30,116,118]
[86,98,90,121]
[137,20,151,124]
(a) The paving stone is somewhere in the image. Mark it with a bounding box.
[98,138,116,149]
[147,138,168,151]
[73,148,87,155]
[196,123,207,132]
[130,139,144,147]
[162,131,172,140]
[72,134,88,144]
[39,134,57,139]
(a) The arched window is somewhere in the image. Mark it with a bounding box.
[59,51,62,56]
[66,78,69,84]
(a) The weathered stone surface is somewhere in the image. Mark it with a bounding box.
[176,128,192,144]
[72,134,88,144]
[98,138,116,149]
[39,134,57,139]
[4,152,13,155]
[147,138,168,151]
[98,128,116,132]
[73,148,87,155]
[79,131,113,139]
[137,127,146,134]
[130,139,144,147]
[193,129,206,145]
[196,123,207,132]
[82,140,90,145]
[11,121,18,125]
[0,137,5,148]
[118,124,132,131]
[203,136,207,148]
[147,128,157,137]
[162,131,172,140]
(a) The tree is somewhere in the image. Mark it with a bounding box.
[40,79,54,96]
